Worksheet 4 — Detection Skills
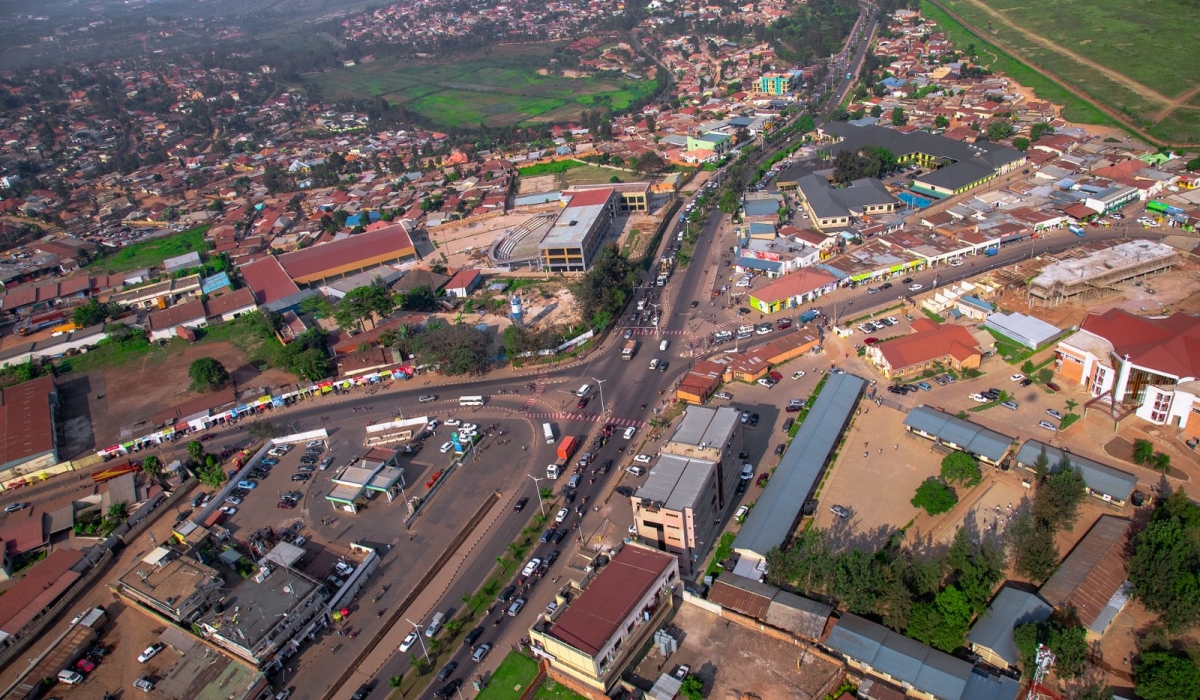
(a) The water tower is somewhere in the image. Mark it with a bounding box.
[509,296,524,323]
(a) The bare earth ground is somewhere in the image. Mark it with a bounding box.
[637,602,843,700]
[89,340,296,446]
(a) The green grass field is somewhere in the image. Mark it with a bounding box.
[925,0,1200,144]
[919,2,1113,127]
[517,160,586,177]
[306,44,657,128]
[474,652,585,700]
[85,225,211,273]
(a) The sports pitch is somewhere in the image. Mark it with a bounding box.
[307,43,657,128]
[928,0,1200,144]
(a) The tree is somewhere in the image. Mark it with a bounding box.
[890,106,907,126]
[1128,514,1200,632]
[299,294,332,319]
[635,150,666,175]
[188,357,229,393]
[1073,683,1114,700]
[1153,452,1172,472]
[1135,649,1200,700]
[73,298,115,327]
[334,280,394,332]
[911,478,957,515]
[413,324,493,376]
[1034,461,1087,531]
[247,421,282,441]
[399,285,438,312]
[1133,438,1155,465]
[141,455,162,478]
[934,115,949,128]
[1031,122,1055,142]
[1009,512,1059,583]
[906,586,971,652]
[389,675,403,689]
[940,452,981,488]
[187,440,206,464]
[1188,155,1200,172]
[680,676,703,700]
[871,105,884,118]
[1038,368,1054,384]
[985,120,1015,141]
[1013,136,1030,151]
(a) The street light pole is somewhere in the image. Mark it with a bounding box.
[404,619,431,665]
[649,303,662,336]
[591,378,607,415]
[528,474,546,517]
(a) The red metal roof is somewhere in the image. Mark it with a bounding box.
[0,376,58,468]
[562,188,616,209]
[547,545,674,655]
[445,269,480,291]
[1081,309,1200,380]
[0,548,82,634]
[240,256,300,305]
[877,322,981,372]
[203,287,257,317]
[277,224,414,281]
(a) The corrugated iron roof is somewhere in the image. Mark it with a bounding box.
[1039,515,1131,632]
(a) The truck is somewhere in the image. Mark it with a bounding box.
[621,340,637,360]
[547,463,561,480]
[984,247,999,257]
[556,436,578,462]
[798,309,818,324]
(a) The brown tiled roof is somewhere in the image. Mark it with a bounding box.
[1039,515,1131,628]
[147,299,207,332]
[548,545,674,655]
[751,268,838,304]
[0,376,57,467]
[203,287,256,317]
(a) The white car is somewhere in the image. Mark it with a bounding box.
[439,442,454,454]
[792,370,806,379]
[623,426,636,439]
[634,454,653,464]
[555,508,569,523]
[521,558,542,577]
[138,643,164,663]
[220,506,237,516]
[909,283,924,291]
[950,259,964,266]
[445,418,461,426]
[735,505,749,523]
[399,631,419,652]
[1010,374,1024,382]
[427,420,439,431]
[969,393,989,403]
[462,423,478,432]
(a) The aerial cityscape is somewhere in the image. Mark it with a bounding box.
[0,0,1198,699]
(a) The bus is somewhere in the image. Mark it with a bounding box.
[458,396,485,407]
[543,423,555,444]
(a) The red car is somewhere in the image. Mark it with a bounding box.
[277,500,296,509]
[864,337,879,345]
[76,658,96,673]
[769,371,783,382]
[576,397,589,410]
[1045,382,1061,392]
[776,320,792,330]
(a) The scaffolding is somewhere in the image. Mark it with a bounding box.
[1027,241,1178,307]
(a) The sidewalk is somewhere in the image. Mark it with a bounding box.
[328,493,509,698]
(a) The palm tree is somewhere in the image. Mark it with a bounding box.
[141,455,162,478]
[107,502,129,521]
[389,675,403,689]
[1065,399,1078,414]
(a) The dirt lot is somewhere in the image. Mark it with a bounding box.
[636,601,843,700]
[86,340,296,447]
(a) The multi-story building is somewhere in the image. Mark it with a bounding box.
[629,406,742,575]
[529,543,678,696]
[758,70,803,96]
[1054,308,1200,432]
[865,319,982,380]
[538,188,619,272]
[1027,241,1176,307]
[795,174,897,231]
[117,547,225,623]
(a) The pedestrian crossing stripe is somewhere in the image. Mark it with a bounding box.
[523,412,644,427]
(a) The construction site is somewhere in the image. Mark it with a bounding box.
[1025,240,1178,307]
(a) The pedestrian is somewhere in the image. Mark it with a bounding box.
[864,451,868,458]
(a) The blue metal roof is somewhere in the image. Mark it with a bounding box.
[735,257,782,272]
[824,614,974,700]
[1014,440,1137,501]
[904,406,1014,462]
[733,373,864,559]
[965,587,1052,667]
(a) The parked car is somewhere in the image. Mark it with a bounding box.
[1046,409,1064,420]
[138,643,164,663]
[634,454,652,464]
[290,474,310,482]
[1038,420,1058,431]
[714,391,733,400]
[830,505,851,519]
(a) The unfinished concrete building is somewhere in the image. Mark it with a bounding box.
[1026,241,1177,307]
